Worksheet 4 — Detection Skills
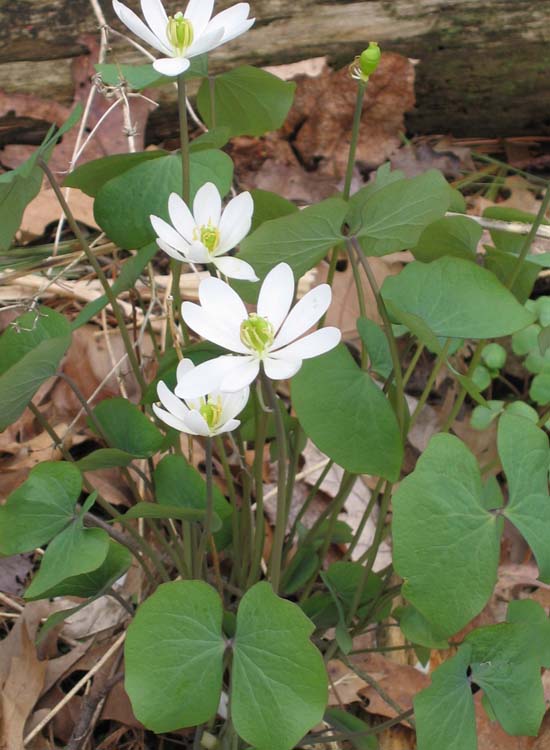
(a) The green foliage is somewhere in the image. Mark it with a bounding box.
[292,345,403,481]
[95,55,207,89]
[412,215,482,262]
[91,398,164,456]
[93,150,233,248]
[197,66,295,137]
[393,434,502,637]
[125,581,327,749]
[357,317,393,378]
[249,189,299,233]
[382,257,535,339]
[353,170,451,256]
[0,307,72,430]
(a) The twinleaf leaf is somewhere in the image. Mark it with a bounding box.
[382,257,535,339]
[498,413,550,582]
[91,398,163,457]
[392,434,502,637]
[231,582,328,750]
[412,215,482,262]
[125,581,226,732]
[197,66,295,137]
[0,462,81,555]
[292,345,403,481]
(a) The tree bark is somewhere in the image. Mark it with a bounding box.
[1,0,549,138]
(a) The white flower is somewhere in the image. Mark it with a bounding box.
[175,263,341,398]
[151,183,257,281]
[112,0,255,77]
[153,359,249,436]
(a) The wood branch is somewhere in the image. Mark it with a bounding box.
[1,1,550,138]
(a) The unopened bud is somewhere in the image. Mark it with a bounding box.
[360,42,381,77]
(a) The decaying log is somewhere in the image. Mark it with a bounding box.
[1,0,549,139]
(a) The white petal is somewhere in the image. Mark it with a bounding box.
[219,357,259,392]
[113,0,172,54]
[186,242,211,263]
[156,237,188,262]
[157,381,190,420]
[175,355,247,399]
[206,4,253,45]
[271,327,341,361]
[184,409,211,436]
[193,182,222,228]
[218,387,250,424]
[198,277,248,332]
[213,256,259,282]
[140,0,168,44]
[153,404,194,434]
[168,193,196,243]
[263,357,302,381]
[257,263,294,333]
[152,57,191,76]
[176,358,195,380]
[181,302,247,353]
[151,215,189,252]
[184,0,214,37]
[213,418,240,436]
[217,191,254,253]
[187,27,224,57]
[272,284,332,350]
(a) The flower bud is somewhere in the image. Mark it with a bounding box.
[359,42,381,78]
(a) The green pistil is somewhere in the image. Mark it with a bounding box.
[240,314,274,356]
[200,224,220,253]
[200,398,222,430]
[166,12,194,54]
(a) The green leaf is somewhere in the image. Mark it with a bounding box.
[95,56,207,90]
[0,462,81,555]
[235,198,347,300]
[0,307,72,430]
[485,247,539,303]
[125,580,225,732]
[91,398,163,457]
[25,523,110,600]
[325,708,377,750]
[412,215,482,262]
[154,455,232,548]
[25,541,131,601]
[64,151,166,197]
[292,345,403,481]
[530,372,550,404]
[77,448,135,472]
[189,126,231,152]
[414,647,476,750]
[394,604,449,649]
[197,66,295,137]
[498,414,550,582]
[466,620,546,736]
[250,189,298,233]
[470,400,503,431]
[346,164,405,234]
[381,257,535,339]
[357,317,393,378]
[355,170,450,256]
[94,150,233,248]
[122,502,218,530]
[232,582,328,750]
[393,434,502,637]
[72,242,157,328]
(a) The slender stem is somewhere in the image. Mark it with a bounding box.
[196,438,214,571]
[247,394,269,587]
[507,185,550,289]
[409,340,451,429]
[263,375,288,594]
[38,158,145,392]
[402,343,425,388]
[307,709,415,744]
[441,344,484,432]
[285,459,334,554]
[352,238,406,435]
[215,435,241,575]
[342,476,383,562]
[343,81,366,201]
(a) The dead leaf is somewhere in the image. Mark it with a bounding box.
[0,555,33,596]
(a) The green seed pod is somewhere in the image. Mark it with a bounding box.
[359,42,381,78]
[482,342,506,371]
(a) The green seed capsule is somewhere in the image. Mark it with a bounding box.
[359,42,381,78]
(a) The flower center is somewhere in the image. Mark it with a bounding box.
[199,398,222,430]
[240,314,274,356]
[200,223,220,253]
[166,12,194,55]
